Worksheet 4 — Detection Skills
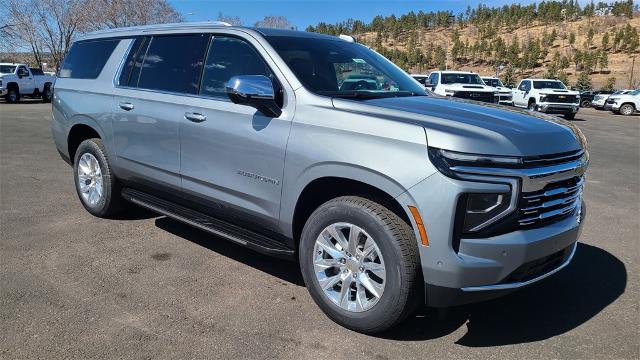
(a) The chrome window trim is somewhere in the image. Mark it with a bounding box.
[111,32,290,109]
[461,242,578,292]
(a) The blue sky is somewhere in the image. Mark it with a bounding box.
[169,0,541,29]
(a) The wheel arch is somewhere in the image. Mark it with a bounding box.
[285,169,414,248]
[67,121,104,164]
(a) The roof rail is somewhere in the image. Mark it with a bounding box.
[82,21,233,38]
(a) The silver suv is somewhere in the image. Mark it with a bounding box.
[52,23,588,333]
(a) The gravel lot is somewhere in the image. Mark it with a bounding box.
[1,101,638,359]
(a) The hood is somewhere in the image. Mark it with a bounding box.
[443,83,495,92]
[331,95,583,156]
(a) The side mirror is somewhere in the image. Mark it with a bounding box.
[225,75,282,118]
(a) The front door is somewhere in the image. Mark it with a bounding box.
[179,34,293,230]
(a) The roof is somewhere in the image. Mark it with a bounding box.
[77,21,348,43]
[435,70,479,74]
[522,78,564,81]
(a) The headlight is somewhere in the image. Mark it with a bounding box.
[458,192,512,233]
[428,148,522,178]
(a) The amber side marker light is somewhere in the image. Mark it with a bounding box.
[408,206,429,246]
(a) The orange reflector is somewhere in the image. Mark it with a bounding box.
[408,206,429,246]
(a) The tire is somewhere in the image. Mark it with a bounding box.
[564,113,576,120]
[528,101,537,111]
[73,138,123,217]
[581,99,591,108]
[42,84,52,103]
[5,86,19,103]
[619,103,635,116]
[299,196,420,333]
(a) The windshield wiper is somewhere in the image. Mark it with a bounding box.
[317,90,427,99]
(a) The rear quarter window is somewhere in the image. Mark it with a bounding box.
[59,39,119,79]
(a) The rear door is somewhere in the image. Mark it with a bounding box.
[179,34,294,231]
[112,34,210,190]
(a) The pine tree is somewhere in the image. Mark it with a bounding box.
[575,71,592,91]
[599,51,608,72]
[602,32,609,50]
[501,65,517,88]
[568,32,576,48]
[601,77,616,92]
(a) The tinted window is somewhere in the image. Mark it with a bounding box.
[30,68,44,76]
[441,73,484,85]
[137,34,209,94]
[59,39,119,79]
[119,37,149,87]
[533,80,566,89]
[266,35,424,97]
[518,81,530,91]
[431,73,439,85]
[200,36,274,98]
[412,76,428,85]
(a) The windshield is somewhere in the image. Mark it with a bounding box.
[441,73,484,85]
[264,35,425,98]
[533,80,566,89]
[482,78,503,87]
[0,65,16,74]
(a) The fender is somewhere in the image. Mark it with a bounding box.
[278,161,426,238]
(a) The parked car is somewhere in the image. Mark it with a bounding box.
[605,89,640,115]
[579,90,615,108]
[52,23,588,334]
[597,90,632,110]
[0,63,55,103]
[481,76,513,105]
[425,70,497,103]
[512,78,580,119]
[410,74,430,87]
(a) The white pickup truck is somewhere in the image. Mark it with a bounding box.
[512,78,580,120]
[604,89,640,115]
[0,63,55,103]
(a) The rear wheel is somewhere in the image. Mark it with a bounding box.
[299,196,420,333]
[619,103,635,116]
[580,99,591,108]
[73,138,123,217]
[42,84,52,103]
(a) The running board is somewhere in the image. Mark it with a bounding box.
[121,188,295,259]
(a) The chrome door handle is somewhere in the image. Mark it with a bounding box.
[184,112,206,123]
[119,102,134,111]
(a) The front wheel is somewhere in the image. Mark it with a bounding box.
[5,87,19,103]
[581,99,591,108]
[619,103,635,116]
[528,101,537,111]
[299,196,420,333]
[564,113,576,120]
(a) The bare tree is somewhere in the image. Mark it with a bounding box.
[1,0,183,70]
[217,12,242,26]
[254,16,295,30]
[81,0,183,31]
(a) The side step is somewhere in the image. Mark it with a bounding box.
[122,188,295,259]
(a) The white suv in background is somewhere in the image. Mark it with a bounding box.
[482,76,513,105]
[512,79,580,120]
[606,89,640,115]
[426,71,496,103]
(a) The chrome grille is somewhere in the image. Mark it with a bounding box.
[518,176,583,226]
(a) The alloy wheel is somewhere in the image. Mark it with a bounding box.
[313,222,386,312]
[620,104,634,116]
[77,153,104,206]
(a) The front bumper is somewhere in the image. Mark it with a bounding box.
[537,103,580,114]
[605,102,621,111]
[398,158,586,307]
